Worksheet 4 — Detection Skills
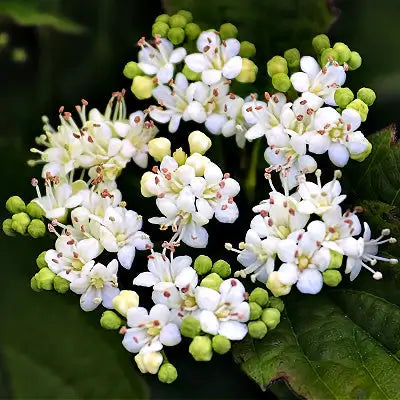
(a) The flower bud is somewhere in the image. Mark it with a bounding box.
[6,196,26,214]
[27,219,46,238]
[261,308,281,330]
[312,34,330,54]
[53,275,70,294]
[267,56,288,77]
[346,99,368,122]
[333,42,351,64]
[211,260,231,279]
[140,171,156,198]
[200,273,223,292]
[334,87,354,109]
[268,297,285,312]
[112,290,139,317]
[152,22,169,38]
[131,76,154,100]
[186,153,210,176]
[148,138,172,161]
[248,321,267,339]
[185,22,201,41]
[347,51,362,70]
[219,23,238,39]
[322,270,342,287]
[180,316,201,338]
[168,27,185,45]
[155,14,170,24]
[194,255,212,275]
[30,275,41,292]
[272,72,291,92]
[284,48,300,70]
[235,58,257,83]
[350,140,372,162]
[266,271,291,297]
[26,201,44,219]
[249,302,262,320]
[212,335,231,355]
[169,14,187,28]
[173,147,188,165]
[249,287,269,307]
[36,251,47,269]
[35,267,56,291]
[357,88,376,106]
[100,310,122,330]
[11,212,31,235]
[123,61,143,79]
[188,130,212,155]
[2,219,15,236]
[177,9,193,23]
[239,41,256,58]
[320,48,339,65]
[158,363,178,384]
[135,352,163,374]
[189,336,213,361]
[328,250,343,269]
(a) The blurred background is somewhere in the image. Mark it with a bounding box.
[0,0,399,398]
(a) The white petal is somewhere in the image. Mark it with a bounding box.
[278,263,299,285]
[118,245,136,269]
[328,143,349,167]
[160,323,181,346]
[224,39,240,58]
[157,63,174,84]
[201,69,222,85]
[198,310,219,335]
[185,53,209,73]
[218,321,247,340]
[205,113,227,134]
[133,272,159,287]
[300,56,321,79]
[169,47,187,63]
[195,286,220,310]
[290,72,310,92]
[296,269,323,294]
[222,56,242,79]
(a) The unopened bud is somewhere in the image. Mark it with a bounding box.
[28,219,46,238]
[261,308,281,330]
[112,290,139,317]
[30,275,41,292]
[249,287,269,307]
[189,336,213,361]
[35,267,55,291]
[322,270,342,287]
[268,296,285,312]
[334,87,354,109]
[235,58,257,83]
[36,251,48,269]
[131,75,154,100]
[2,219,15,236]
[6,196,26,214]
[267,56,288,77]
[158,363,178,384]
[357,88,376,106]
[180,316,201,338]
[239,41,256,58]
[219,23,238,39]
[249,301,262,320]
[185,22,201,41]
[212,335,231,354]
[11,212,31,235]
[320,48,339,65]
[167,27,185,45]
[272,72,291,92]
[333,42,351,64]
[211,260,231,279]
[100,310,122,330]
[53,275,70,294]
[248,320,267,339]
[155,14,170,24]
[200,273,223,292]
[123,61,143,79]
[194,255,212,275]
[312,34,330,54]
[169,14,187,28]
[140,171,156,198]
[26,201,44,219]
[346,99,369,122]
[347,51,362,70]
[186,153,210,176]
[188,130,212,155]
[173,147,188,165]
[148,137,172,161]
[152,22,169,38]
[284,48,300,69]
[177,10,193,23]
[135,352,163,374]
[328,250,344,269]
[266,271,291,297]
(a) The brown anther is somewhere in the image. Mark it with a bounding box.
[221,204,228,210]
[93,123,101,127]
[255,105,263,110]
[268,218,273,227]
[31,178,38,187]
[246,106,253,112]
[229,92,236,99]
[219,181,225,188]
[300,100,307,105]
[213,88,219,97]
[88,136,94,143]
[306,108,314,115]
[57,252,63,258]
[75,105,81,112]
[152,166,159,173]
[231,279,237,286]
[289,208,295,216]
[224,80,232,85]
[322,66,327,74]
[264,92,271,101]
[59,106,64,113]
[273,96,279,103]
[81,99,88,106]
[297,115,304,121]
[228,196,234,204]
[73,133,80,139]
[134,116,141,124]
[63,112,71,120]
[203,45,210,52]
[260,210,268,217]
[73,251,79,259]
[223,173,230,179]
[328,227,336,233]
[152,76,158,84]
[67,239,75,245]
[52,258,59,264]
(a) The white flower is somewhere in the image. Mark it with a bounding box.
[185,31,242,84]
[122,304,181,354]
[290,56,346,105]
[137,37,186,84]
[309,107,369,167]
[70,259,120,311]
[193,278,249,340]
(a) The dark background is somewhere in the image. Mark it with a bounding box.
[0,0,399,398]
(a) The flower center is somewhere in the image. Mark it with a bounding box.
[90,276,105,289]
[298,255,310,270]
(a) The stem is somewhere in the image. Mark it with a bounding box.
[244,139,262,202]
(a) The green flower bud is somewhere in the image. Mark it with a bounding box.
[6,196,26,214]
[189,336,213,361]
[346,99,368,122]
[148,137,172,161]
[186,153,209,176]
[27,219,46,238]
[35,267,55,291]
[30,275,41,292]
[249,287,269,307]
[284,48,300,69]
[261,308,281,330]
[112,290,139,317]
[268,297,285,312]
[200,273,223,292]
[312,34,330,54]
[249,301,262,320]
[167,27,185,45]
[36,251,47,269]
[11,212,31,235]
[211,260,231,279]
[152,21,169,38]
[155,14,170,24]
[100,310,122,330]
[347,51,362,70]
[169,14,187,28]
[53,275,70,294]
[123,61,143,79]
[248,320,267,339]
[194,255,212,275]
[350,140,372,162]
[323,270,342,287]
[235,58,257,83]
[328,250,343,269]
[2,219,16,236]
[333,42,351,64]
[219,23,238,39]
[180,316,201,338]
[177,10,193,23]
[334,87,354,109]
[272,72,291,92]
[212,335,231,354]
[158,363,178,384]
[182,64,201,81]
[26,201,44,219]
[267,56,288,77]
[320,48,338,65]
[239,41,256,58]
[188,130,212,155]
[131,76,154,100]
[357,88,376,106]
[173,147,188,165]
[185,23,201,41]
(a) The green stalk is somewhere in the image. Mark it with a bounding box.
[244,140,262,202]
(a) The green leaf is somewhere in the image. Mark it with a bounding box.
[233,290,400,399]
[0,0,84,34]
